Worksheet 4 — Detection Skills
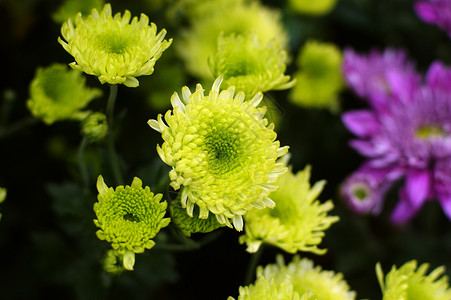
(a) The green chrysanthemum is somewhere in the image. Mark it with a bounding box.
[209,33,294,98]
[376,260,451,300]
[240,164,338,254]
[169,198,224,237]
[228,274,300,300]
[289,41,344,112]
[27,63,102,125]
[288,0,338,15]
[94,175,170,270]
[52,0,103,24]
[230,255,355,300]
[176,0,288,79]
[81,112,108,142]
[148,76,289,230]
[58,3,172,87]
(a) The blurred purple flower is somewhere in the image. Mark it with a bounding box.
[341,60,451,224]
[342,48,421,113]
[415,0,451,37]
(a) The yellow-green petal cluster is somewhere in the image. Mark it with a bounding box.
[0,187,6,222]
[27,63,101,125]
[148,77,289,231]
[176,0,288,79]
[377,260,451,300]
[169,198,224,237]
[52,0,103,24]
[94,175,170,270]
[102,249,124,275]
[58,3,172,87]
[81,112,108,142]
[288,0,338,16]
[289,41,344,112]
[230,255,356,300]
[209,33,294,98]
[240,165,338,254]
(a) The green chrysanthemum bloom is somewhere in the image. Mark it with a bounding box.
[102,249,124,275]
[376,260,451,300]
[176,0,288,79]
[81,112,108,142]
[288,0,338,15]
[209,33,294,98]
[169,198,224,237]
[58,3,172,87]
[289,41,344,112]
[262,255,356,300]
[240,164,338,254]
[94,175,170,270]
[148,76,289,230]
[228,274,300,300]
[27,63,102,124]
[52,0,103,24]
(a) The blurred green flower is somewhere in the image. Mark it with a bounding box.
[52,0,103,24]
[230,255,355,299]
[289,41,344,112]
[0,187,6,222]
[240,164,338,254]
[169,198,224,237]
[209,33,294,98]
[288,0,338,15]
[176,0,288,79]
[377,260,451,300]
[58,3,172,87]
[149,76,289,230]
[27,63,101,124]
[81,112,108,142]
[94,175,170,270]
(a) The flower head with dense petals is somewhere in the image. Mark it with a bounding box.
[27,63,102,124]
[415,0,451,37]
[148,77,289,230]
[289,40,344,111]
[377,260,451,300]
[176,0,288,79]
[342,60,451,223]
[209,33,294,98]
[238,255,356,300]
[58,4,172,87]
[94,175,170,270]
[240,165,338,254]
[81,112,108,142]
[342,48,421,112]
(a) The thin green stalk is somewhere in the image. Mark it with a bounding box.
[244,245,264,285]
[105,84,124,185]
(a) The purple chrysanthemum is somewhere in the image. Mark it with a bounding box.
[342,48,421,113]
[415,0,451,37]
[342,59,451,224]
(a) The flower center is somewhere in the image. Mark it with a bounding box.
[222,53,259,78]
[96,30,133,54]
[204,129,243,175]
[352,186,368,202]
[415,124,447,140]
[123,212,140,222]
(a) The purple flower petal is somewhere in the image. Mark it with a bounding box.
[342,110,380,137]
[404,169,431,208]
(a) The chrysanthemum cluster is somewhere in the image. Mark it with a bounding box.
[149,76,289,230]
[209,33,294,98]
[27,63,102,124]
[289,40,344,111]
[229,255,356,300]
[341,48,451,224]
[58,3,172,87]
[240,164,338,254]
[175,0,288,79]
[377,260,451,300]
[94,176,170,270]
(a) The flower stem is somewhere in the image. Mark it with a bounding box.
[105,84,124,185]
[78,136,89,188]
[244,245,264,285]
